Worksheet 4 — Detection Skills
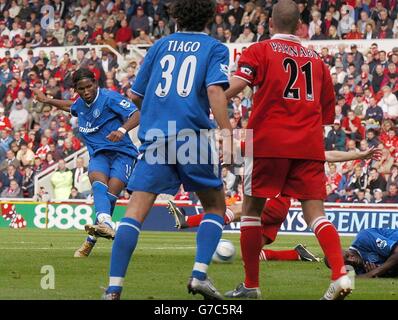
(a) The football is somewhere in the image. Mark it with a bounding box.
[212,239,236,263]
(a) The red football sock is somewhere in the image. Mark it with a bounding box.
[312,217,346,280]
[186,209,234,228]
[186,214,204,228]
[240,216,263,288]
[224,207,235,224]
[259,249,299,261]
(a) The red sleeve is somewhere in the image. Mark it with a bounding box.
[320,62,335,125]
[233,44,261,86]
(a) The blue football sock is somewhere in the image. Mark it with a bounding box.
[192,213,224,281]
[107,192,118,216]
[107,217,142,294]
[86,235,97,244]
[92,181,112,222]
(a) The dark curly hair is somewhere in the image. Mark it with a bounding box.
[72,68,96,87]
[171,0,216,32]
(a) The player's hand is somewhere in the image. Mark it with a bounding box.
[364,261,378,273]
[106,130,124,142]
[358,147,382,161]
[32,88,48,103]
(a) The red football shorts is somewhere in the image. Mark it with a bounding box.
[261,196,291,244]
[244,157,326,200]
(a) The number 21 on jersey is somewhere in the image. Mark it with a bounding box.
[283,58,314,101]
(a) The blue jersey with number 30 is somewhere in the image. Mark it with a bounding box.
[131,32,229,149]
[71,88,138,158]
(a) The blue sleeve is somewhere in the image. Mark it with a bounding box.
[70,100,79,117]
[358,230,397,258]
[108,91,138,121]
[205,42,230,90]
[131,44,157,97]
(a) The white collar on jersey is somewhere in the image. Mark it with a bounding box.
[85,88,100,108]
[271,33,301,44]
[177,31,208,36]
[349,246,363,259]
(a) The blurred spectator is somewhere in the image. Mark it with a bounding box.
[383,184,398,203]
[326,119,346,151]
[72,157,90,198]
[130,30,153,45]
[0,104,11,131]
[33,186,50,202]
[69,186,85,200]
[21,165,35,198]
[326,163,342,191]
[129,5,149,37]
[365,129,381,148]
[0,149,20,172]
[348,165,368,191]
[50,159,72,200]
[342,110,365,144]
[353,189,369,203]
[326,184,340,202]
[1,179,21,198]
[5,164,22,187]
[9,99,28,130]
[368,167,387,193]
[365,97,384,128]
[378,86,398,120]
[16,144,35,167]
[222,165,237,194]
[372,188,384,203]
[387,165,398,191]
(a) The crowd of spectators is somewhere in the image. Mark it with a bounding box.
[0,0,398,203]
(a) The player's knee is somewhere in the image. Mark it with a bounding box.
[92,181,108,195]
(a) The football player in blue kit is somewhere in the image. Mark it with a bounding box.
[343,228,398,278]
[102,0,232,300]
[33,68,140,257]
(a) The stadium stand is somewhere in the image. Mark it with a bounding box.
[0,0,397,203]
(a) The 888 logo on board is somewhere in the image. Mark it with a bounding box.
[34,204,94,230]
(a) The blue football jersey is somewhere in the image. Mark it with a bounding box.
[131,32,229,150]
[71,88,138,158]
[350,228,398,270]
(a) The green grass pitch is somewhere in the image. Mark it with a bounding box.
[0,229,397,300]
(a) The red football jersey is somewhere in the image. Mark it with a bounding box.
[234,34,335,160]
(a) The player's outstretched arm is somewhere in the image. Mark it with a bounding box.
[325,147,382,163]
[32,88,73,112]
[359,248,398,278]
[225,77,249,100]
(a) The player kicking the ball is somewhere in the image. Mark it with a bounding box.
[34,69,140,258]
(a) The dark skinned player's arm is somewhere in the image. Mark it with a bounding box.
[121,110,140,132]
[130,92,143,111]
[361,246,398,278]
[32,88,73,112]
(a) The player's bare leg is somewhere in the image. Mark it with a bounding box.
[187,188,226,300]
[301,200,352,300]
[103,191,157,300]
[225,195,265,299]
